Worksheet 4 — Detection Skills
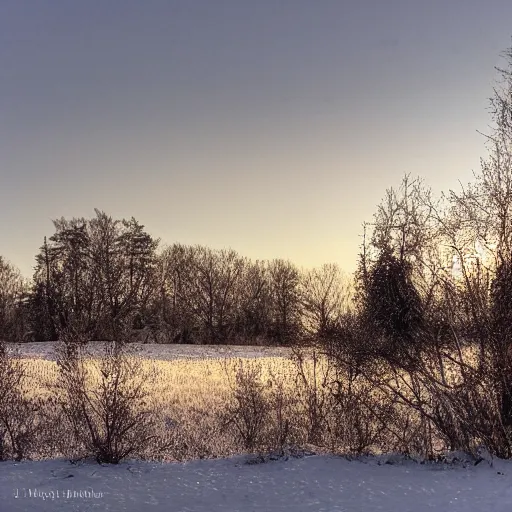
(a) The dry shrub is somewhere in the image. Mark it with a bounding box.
[52,341,171,463]
[322,322,431,457]
[0,343,44,461]
[222,360,271,452]
[325,321,512,460]
[330,373,396,455]
[160,404,235,461]
[266,371,295,455]
[221,359,305,456]
[221,348,408,458]
[421,368,511,458]
[289,346,393,455]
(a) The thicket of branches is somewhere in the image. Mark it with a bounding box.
[321,44,512,459]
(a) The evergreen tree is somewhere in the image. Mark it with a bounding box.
[362,244,424,363]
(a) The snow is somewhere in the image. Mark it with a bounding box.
[9,341,292,361]
[1,455,511,511]
[4,342,512,511]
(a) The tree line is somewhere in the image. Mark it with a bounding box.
[0,211,352,345]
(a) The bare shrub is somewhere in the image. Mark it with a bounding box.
[324,318,432,457]
[161,404,235,461]
[330,369,395,455]
[221,358,307,459]
[420,354,511,458]
[291,348,332,446]
[266,372,294,455]
[222,360,271,452]
[53,341,170,463]
[347,338,511,460]
[0,343,43,461]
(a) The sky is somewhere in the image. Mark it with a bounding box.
[1,1,512,278]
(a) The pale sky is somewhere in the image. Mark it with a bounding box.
[1,1,512,278]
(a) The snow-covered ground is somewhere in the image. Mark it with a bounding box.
[1,454,511,512]
[10,341,292,361]
[5,342,512,511]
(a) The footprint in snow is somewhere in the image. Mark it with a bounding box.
[51,469,74,479]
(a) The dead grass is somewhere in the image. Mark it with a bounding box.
[18,354,321,460]
[13,344,488,461]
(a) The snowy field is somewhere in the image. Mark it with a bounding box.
[4,342,512,511]
[1,454,511,512]
[10,341,292,361]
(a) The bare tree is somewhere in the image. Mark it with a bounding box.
[267,259,302,344]
[300,263,353,339]
[0,257,27,342]
[186,246,245,343]
[154,244,196,343]
[237,260,272,342]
